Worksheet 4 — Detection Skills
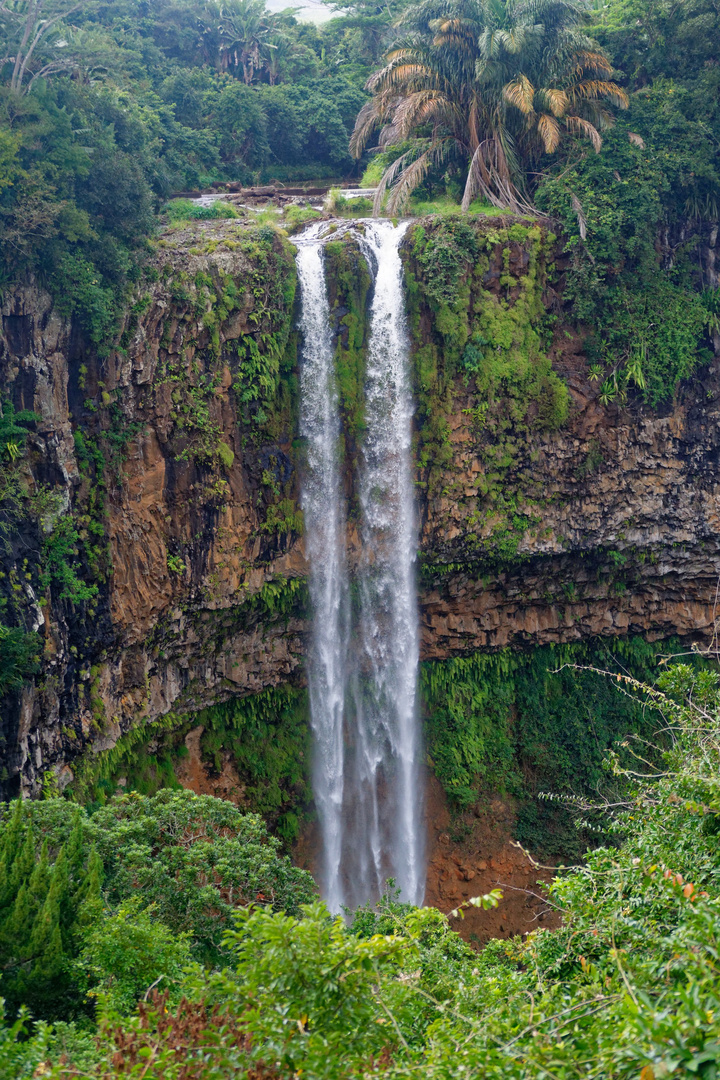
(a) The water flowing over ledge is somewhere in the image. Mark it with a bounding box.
[294,233,349,914]
[294,220,424,911]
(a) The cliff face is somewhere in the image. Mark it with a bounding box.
[419,353,720,656]
[1,214,718,797]
[0,221,307,796]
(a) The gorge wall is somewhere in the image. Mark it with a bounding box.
[1,213,719,801]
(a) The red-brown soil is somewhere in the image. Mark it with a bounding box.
[422,774,560,943]
[176,732,560,943]
[174,726,247,805]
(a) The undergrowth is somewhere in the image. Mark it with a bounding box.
[404,215,567,552]
[421,636,701,859]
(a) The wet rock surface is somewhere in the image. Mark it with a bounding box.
[1,217,719,799]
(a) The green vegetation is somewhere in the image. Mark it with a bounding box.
[406,216,567,527]
[196,688,310,843]
[89,684,311,845]
[163,199,242,222]
[0,399,101,693]
[0,789,314,1025]
[3,662,720,1078]
[421,636,690,858]
[0,623,40,696]
[0,800,102,1022]
[536,121,713,405]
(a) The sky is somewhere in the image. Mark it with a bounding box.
[265,0,340,23]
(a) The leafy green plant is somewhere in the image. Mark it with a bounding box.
[536,126,713,406]
[0,623,41,696]
[0,789,316,1025]
[421,637,687,858]
[78,900,194,1015]
[39,515,98,606]
[0,401,37,464]
[166,554,186,575]
[163,199,241,222]
[0,800,102,1021]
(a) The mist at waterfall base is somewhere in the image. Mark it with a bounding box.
[294,220,425,913]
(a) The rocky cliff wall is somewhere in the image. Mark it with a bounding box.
[0,220,307,796]
[1,213,718,798]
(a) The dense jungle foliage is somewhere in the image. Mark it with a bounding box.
[1,661,719,1077]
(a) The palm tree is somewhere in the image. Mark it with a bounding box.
[206,0,272,85]
[350,0,628,214]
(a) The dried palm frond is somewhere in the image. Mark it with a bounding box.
[569,80,628,107]
[571,192,587,239]
[372,148,415,216]
[367,52,436,92]
[462,137,535,213]
[536,86,569,117]
[379,123,403,148]
[565,114,602,151]
[537,112,561,152]
[503,74,536,114]
[385,141,451,214]
[370,62,440,93]
[394,90,458,138]
[350,100,384,158]
[628,131,645,148]
[432,30,477,55]
[573,50,613,75]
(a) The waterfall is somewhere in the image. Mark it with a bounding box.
[346,221,423,908]
[294,220,424,911]
[294,232,349,914]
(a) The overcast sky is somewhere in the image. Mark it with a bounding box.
[265,0,341,23]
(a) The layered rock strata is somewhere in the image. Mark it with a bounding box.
[1,216,718,796]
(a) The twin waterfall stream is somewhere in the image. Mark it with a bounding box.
[295,220,424,912]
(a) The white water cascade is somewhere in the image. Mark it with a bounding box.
[294,220,424,911]
[295,234,349,914]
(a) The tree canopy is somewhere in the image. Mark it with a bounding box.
[352,0,629,213]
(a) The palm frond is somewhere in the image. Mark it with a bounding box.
[536,86,568,117]
[350,100,384,159]
[478,27,502,60]
[373,148,418,216]
[537,112,561,153]
[503,73,536,114]
[571,192,586,239]
[393,90,459,139]
[579,101,615,130]
[565,113,602,151]
[573,49,613,75]
[386,142,450,215]
[569,80,628,108]
[462,137,536,213]
[379,123,403,148]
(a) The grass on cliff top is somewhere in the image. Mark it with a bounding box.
[163,198,243,221]
[407,194,521,218]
